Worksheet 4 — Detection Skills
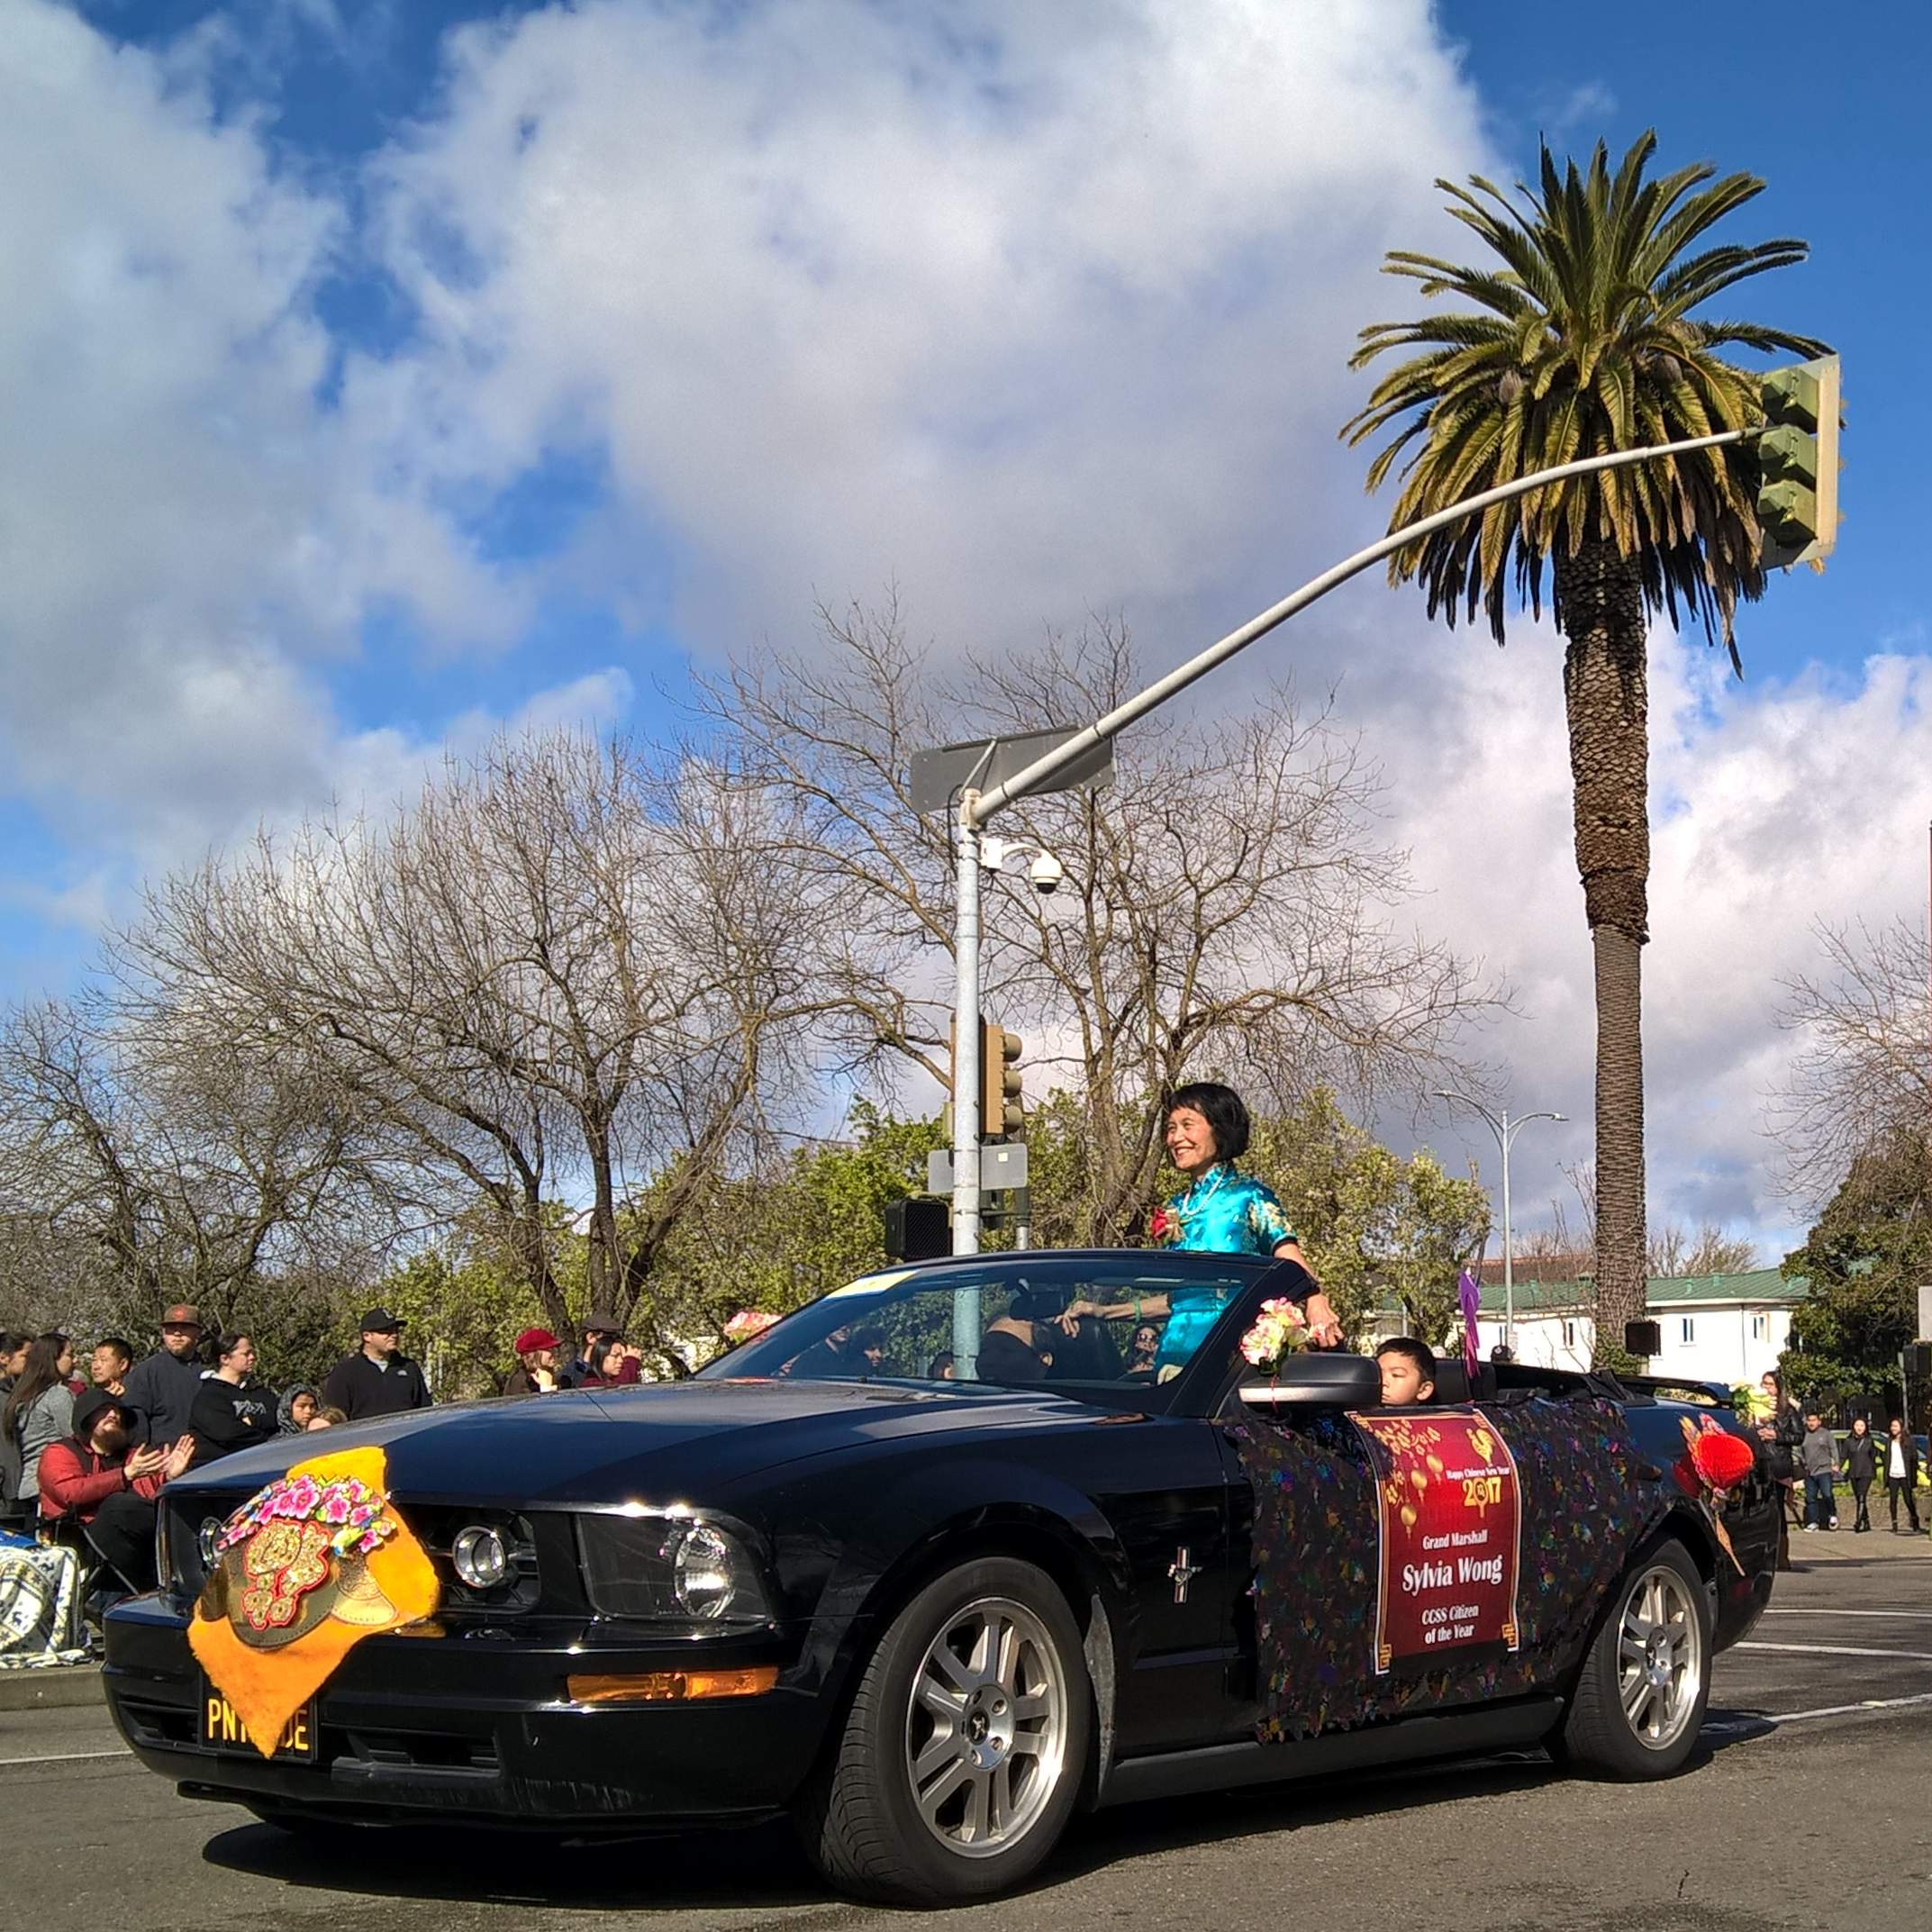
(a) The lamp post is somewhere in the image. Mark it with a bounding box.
[1438,1092,1566,1356]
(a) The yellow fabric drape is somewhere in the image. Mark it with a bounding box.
[186,1445,440,1758]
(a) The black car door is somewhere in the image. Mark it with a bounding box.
[1084,1412,1241,1755]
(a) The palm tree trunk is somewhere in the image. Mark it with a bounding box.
[1556,540,1650,1367]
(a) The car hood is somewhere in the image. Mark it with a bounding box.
[165,1376,1111,1507]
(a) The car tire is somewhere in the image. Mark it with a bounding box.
[1557,1537,1711,1779]
[794,1555,1092,1903]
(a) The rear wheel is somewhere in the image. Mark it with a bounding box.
[795,1555,1091,1902]
[1558,1537,1710,1778]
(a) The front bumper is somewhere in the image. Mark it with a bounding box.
[104,1595,838,1828]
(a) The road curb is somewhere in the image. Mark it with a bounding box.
[0,1664,104,1712]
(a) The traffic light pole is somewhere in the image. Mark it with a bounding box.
[948,424,1752,1254]
[951,803,984,1257]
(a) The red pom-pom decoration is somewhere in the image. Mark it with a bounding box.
[1689,1429,1755,1490]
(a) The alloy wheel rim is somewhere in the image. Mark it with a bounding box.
[1615,1564,1703,1750]
[903,1593,1067,1858]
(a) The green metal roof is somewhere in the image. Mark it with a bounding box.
[1472,1265,1806,1315]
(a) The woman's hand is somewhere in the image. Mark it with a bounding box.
[1057,1302,1100,1335]
[1301,1291,1344,1350]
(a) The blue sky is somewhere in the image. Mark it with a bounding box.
[5,0,1927,1252]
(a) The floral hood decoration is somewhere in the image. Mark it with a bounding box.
[1239,1297,1309,1375]
[215,1472,398,1562]
[187,1446,440,1761]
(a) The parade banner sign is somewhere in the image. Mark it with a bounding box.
[1352,1410,1522,1673]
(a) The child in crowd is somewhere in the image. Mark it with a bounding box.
[1375,1338,1437,1408]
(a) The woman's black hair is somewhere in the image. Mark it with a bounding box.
[1165,1082,1251,1165]
[205,1331,251,1371]
[3,1335,68,1437]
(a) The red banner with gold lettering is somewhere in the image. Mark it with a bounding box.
[1352,1410,1523,1673]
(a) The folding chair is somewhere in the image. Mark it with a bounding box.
[81,1520,144,1606]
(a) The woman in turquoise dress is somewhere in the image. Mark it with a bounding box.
[1062,1083,1343,1369]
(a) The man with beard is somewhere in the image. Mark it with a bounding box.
[36,1389,194,1592]
[121,1305,208,1448]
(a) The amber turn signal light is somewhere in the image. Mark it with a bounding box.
[566,1665,779,1704]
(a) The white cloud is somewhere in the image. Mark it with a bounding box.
[7,0,1910,1269]
[0,1,516,878]
[1382,621,1932,1260]
[370,0,1494,655]
[1541,80,1618,134]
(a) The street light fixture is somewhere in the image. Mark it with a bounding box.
[1437,1092,1566,1356]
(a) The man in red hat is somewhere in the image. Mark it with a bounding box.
[503,1327,561,1397]
[320,1308,433,1422]
[120,1304,206,1448]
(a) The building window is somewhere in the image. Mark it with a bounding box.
[1561,1320,1576,1347]
[1751,1313,1769,1342]
[1680,1317,1696,1345]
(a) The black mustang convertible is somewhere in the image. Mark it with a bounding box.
[105,1252,1776,1902]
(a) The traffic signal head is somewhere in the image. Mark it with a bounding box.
[1755,354,1840,570]
[980,1020,1024,1137]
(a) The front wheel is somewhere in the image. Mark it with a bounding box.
[794,1556,1091,1903]
[1557,1537,1711,1778]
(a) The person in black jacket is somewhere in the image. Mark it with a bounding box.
[320,1308,432,1422]
[0,1329,29,1528]
[1882,1418,1922,1532]
[186,1335,278,1465]
[120,1304,208,1448]
[1841,1416,1879,1532]
[1754,1368,1805,1571]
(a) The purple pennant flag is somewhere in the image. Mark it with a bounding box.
[1457,1269,1482,1379]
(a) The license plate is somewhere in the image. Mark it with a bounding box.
[197,1683,318,1762]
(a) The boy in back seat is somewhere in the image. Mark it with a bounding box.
[1375,1338,1437,1408]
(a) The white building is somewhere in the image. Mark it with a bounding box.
[1467,1266,1804,1387]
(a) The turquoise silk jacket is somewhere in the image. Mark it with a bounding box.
[1149,1164,1299,1366]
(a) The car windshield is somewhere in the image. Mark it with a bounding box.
[696,1256,1264,1401]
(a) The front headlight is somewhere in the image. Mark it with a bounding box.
[577,1511,773,1628]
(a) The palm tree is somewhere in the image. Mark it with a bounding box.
[1343,132,1828,1365]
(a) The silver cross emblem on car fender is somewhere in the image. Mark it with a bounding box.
[1167,1547,1202,1603]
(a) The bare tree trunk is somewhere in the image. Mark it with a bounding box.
[1557,540,1650,1365]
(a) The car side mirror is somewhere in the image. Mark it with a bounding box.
[1238,1352,1381,1412]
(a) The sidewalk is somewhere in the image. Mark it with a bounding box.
[1789,1517,1932,1563]
[0,1663,104,1711]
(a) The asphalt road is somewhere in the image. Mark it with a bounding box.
[5,1531,1928,1932]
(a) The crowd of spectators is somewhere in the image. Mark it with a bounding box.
[2,1303,635,1597]
[0,1303,435,1597]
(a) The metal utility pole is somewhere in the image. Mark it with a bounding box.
[1438,1093,1565,1355]
[940,426,1751,1253]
